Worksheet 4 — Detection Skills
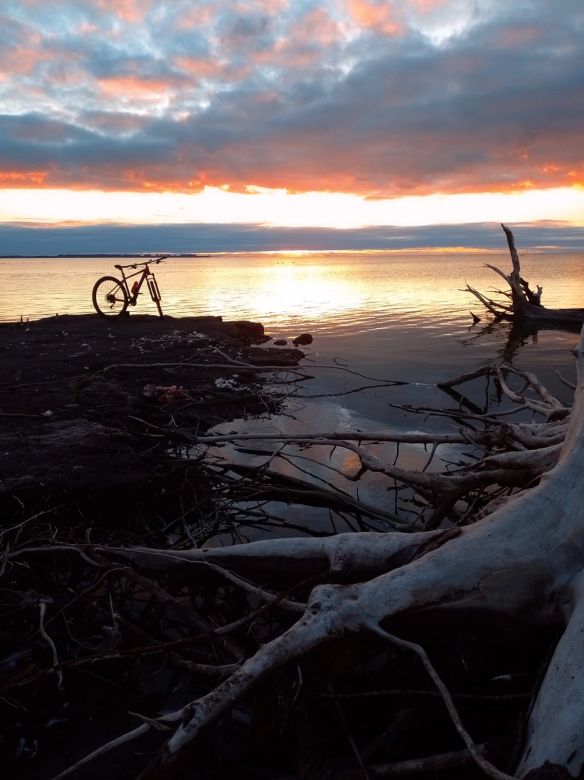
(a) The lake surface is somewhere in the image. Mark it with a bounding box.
[2,250,583,428]
[4,250,583,541]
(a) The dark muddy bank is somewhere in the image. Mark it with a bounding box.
[0,313,310,778]
[0,313,305,515]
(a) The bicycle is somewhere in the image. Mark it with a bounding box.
[92,256,167,319]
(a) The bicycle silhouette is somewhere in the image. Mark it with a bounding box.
[92,256,167,318]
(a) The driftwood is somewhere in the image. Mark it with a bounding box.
[3,325,579,778]
[467,224,584,325]
[4,297,584,777]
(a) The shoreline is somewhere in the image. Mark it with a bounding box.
[0,253,211,259]
[0,315,305,777]
[0,313,305,512]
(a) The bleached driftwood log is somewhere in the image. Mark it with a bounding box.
[49,326,584,780]
[467,224,584,325]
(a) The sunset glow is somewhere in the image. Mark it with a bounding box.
[1,186,583,230]
[0,0,582,252]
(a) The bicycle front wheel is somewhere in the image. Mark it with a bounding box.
[92,276,129,318]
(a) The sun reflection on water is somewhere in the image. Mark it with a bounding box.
[2,251,584,331]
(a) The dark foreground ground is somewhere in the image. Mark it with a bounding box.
[0,313,304,514]
[0,315,557,780]
[0,314,313,778]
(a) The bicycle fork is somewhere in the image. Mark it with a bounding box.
[147,274,163,318]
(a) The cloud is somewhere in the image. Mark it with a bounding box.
[0,1,582,197]
[93,0,156,23]
[346,0,403,36]
[1,220,583,255]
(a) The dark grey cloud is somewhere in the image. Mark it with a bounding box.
[0,221,582,256]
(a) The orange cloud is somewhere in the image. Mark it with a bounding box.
[290,8,348,49]
[94,0,154,23]
[0,170,48,185]
[76,22,100,36]
[0,16,44,78]
[97,75,180,98]
[347,0,403,35]
[230,0,289,15]
[409,0,449,14]
[250,8,348,71]
[174,4,216,30]
[246,0,290,11]
[1,2,582,206]
[2,107,583,198]
[2,157,583,198]
[174,57,226,80]
[0,46,44,76]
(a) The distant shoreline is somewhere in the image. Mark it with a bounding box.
[0,253,211,258]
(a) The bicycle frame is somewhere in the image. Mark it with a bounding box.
[92,255,168,319]
[114,257,165,315]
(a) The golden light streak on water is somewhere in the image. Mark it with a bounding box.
[2,251,583,331]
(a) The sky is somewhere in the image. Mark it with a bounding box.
[0,0,583,253]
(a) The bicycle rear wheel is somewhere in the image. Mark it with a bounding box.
[92,276,128,318]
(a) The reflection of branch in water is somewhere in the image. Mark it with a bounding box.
[271,358,410,401]
[212,345,409,386]
[228,506,334,538]
[500,320,535,363]
[437,366,496,416]
[301,360,408,385]
[230,504,386,537]
[387,401,530,425]
[295,381,400,400]
[234,444,363,486]
[195,475,397,542]
[461,317,582,368]
[224,462,403,527]
[460,319,511,349]
[502,318,582,362]
[437,385,486,416]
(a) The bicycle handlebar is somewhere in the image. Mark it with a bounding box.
[115,255,168,270]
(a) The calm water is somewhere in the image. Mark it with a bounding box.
[4,250,583,540]
[2,251,584,425]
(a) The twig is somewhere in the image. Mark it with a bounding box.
[0,412,49,418]
[39,601,64,689]
[297,381,401,400]
[192,430,466,446]
[367,744,487,777]
[495,367,559,417]
[181,558,306,613]
[0,506,61,541]
[555,369,576,390]
[302,361,408,385]
[504,366,567,410]
[101,361,303,374]
[329,681,372,779]
[312,688,530,702]
[52,722,153,779]
[437,366,491,389]
[369,624,517,780]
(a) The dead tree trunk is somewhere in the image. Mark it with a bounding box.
[467,224,584,326]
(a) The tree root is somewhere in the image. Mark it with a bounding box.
[4,311,583,778]
[42,324,584,779]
